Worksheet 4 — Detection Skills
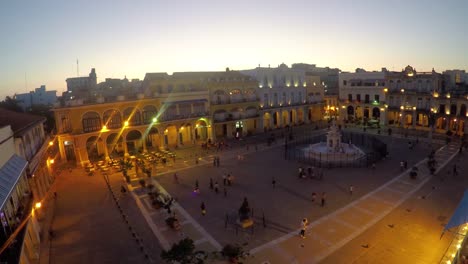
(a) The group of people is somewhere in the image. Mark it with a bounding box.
[298,166,323,180]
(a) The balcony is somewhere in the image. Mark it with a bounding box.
[211,97,258,105]
[158,112,209,122]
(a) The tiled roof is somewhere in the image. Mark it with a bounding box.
[0,154,28,210]
[0,108,45,136]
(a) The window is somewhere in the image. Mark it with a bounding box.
[374,95,379,103]
[348,94,352,101]
[343,80,347,86]
[82,112,101,133]
[264,93,269,105]
[142,105,157,124]
[356,94,361,102]
[365,94,370,103]
[123,107,141,126]
[103,110,122,129]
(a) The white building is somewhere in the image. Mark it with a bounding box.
[0,109,56,263]
[15,85,57,111]
[242,63,325,130]
[339,69,387,125]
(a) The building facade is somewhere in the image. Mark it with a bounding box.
[338,69,388,126]
[0,109,56,264]
[15,85,57,111]
[242,64,325,132]
[64,68,97,101]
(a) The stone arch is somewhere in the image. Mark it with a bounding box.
[82,111,101,133]
[230,107,243,120]
[245,106,258,118]
[214,109,228,122]
[103,109,122,129]
[86,136,100,162]
[263,112,272,130]
[106,133,124,158]
[461,104,467,117]
[126,130,143,154]
[178,123,193,145]
[213,90,228,104]
[436,117,447,130]
[290,108,297,124]
[450,104,457,115]
[194,120,208,141]
[123,107,141,126]
[230,89,243,103]
[145,127,160,149]
[347,105,354,116]
[363,107,370,119]
[297,108,304,123]
[245,88,257,101]
[281,110,289,126]
[142,105,158,124]
[404,113,413,126]
[372,107,380,118]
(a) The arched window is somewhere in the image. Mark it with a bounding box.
[123,107,141,126]
[82,111,101,133]
[103,109,122,129]
[142,105,157,124]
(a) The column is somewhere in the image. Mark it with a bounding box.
[160,132,166,150]
[103,141,109,160]
[123,139,129,156]
[208,125,215,142]
[304,106,310,124]
[257,116,264,134]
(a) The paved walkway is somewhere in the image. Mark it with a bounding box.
[246,141,460,264]
[128,127,329,254]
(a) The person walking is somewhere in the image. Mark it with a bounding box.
[349,185,354,195]
[272,178,276,189]
[214,181,219,194]
[213,157,217,167]
[223,174,227,186]
[453,164,458,176]
[223,187,227,197]
[311,192,316,202]
[321,192,326,207]
[299,218,308,239]
[216,157,220,167]
[201,202,206,216]
[173,173,179,184]
[227,174,232,186]
[400,161,405,171]
[209,178,214,190]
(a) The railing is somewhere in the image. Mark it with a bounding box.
[286,130,387,168]
[211,98,259,105]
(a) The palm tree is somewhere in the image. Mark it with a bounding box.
[119,158,134,183]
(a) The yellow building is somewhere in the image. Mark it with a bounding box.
[208,70,261,138]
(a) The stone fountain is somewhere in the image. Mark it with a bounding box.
[303,120,364,162]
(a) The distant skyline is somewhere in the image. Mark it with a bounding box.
[1,0,467,100]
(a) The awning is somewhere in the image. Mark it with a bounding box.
[0,154,28,210]
[444,190,468,232]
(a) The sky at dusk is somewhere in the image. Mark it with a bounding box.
[1,0,467,99]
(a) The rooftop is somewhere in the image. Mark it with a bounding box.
[0,108,45,136]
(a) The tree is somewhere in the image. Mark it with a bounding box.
[119,158,134,183]
[0,96,23,112]
[161,238,207,264]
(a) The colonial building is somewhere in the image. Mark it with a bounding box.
[338,69,388,126]
[208,69,260,139]
[64,68,97,101]
[53,72,212,165]
[385,66,444,131]
[0,109,56,264]
[242,64,324,131]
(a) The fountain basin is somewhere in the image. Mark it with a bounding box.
[302,142,365,161]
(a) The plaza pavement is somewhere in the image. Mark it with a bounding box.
[128,125,461,263]
[45,164,162,263]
